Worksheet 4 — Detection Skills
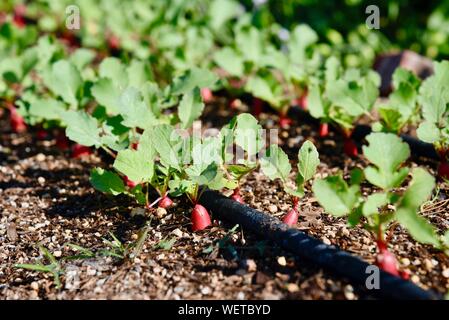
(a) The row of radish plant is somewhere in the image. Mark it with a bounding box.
[1,1,449,284]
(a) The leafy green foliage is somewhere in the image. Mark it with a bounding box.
[313,132,442,250]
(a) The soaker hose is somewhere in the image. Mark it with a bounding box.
[200,190,441,300]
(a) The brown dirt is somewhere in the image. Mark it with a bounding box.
[1,100,448,300]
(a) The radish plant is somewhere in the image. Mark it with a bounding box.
[261,140,319,226]
[372,68,421,134]
[313,132,445,276]
[308,56,380,156]
[219,113,265,203]
[416,60,449,180]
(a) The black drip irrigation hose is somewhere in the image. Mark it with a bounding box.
[352,125,439,160]
[199,190,441,300]
[289,107,440,161]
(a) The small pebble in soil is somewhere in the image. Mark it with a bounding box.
[277,256,287,266]
[53,250,62,258]
[286,283,300,293]
[30,282,39,291]
[401,258,410,266]
[344,285,355,300]
[322,237,331,245]
[35,153,46,162]
[442,268,449,278]
[268,205,278,213]
[171,228,183,238]
[155,207,167,219]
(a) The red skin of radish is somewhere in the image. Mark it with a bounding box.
[375,240,401,277]
[36,129,48,140]
[108,35,120,51]
[319,123,329,137]
[13,5,26,28]
[131,142,139,150]
[283,199,299,226]
[279,115,292,129]
[71,144,92,158]
[438,161,449,180]
[191,204,212,232]
[159,196,174,208]
[9,106,27,133]
[230,188,244,204]
[123,176,138,188]
[201,88,213,103]
[297,92,308,111]
[376,249,400,276]
[252,98,264,117]
[283,208,299,226]
[343,138,358,157]
[55,132,69,151]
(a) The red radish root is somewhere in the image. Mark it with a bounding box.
[438,161,449,180]
[282,198,299,226]
[71,144,92,158]
[279,115,292,129]
[13,5,26,28]
[343,138,358,157]
[191,204,212,232]
[230,188,244,204]
[123,176,138,188]
[9,106,27,133]
[297,92,308,111]
[375,240,400,277]
[159,195,174,208]
[55,132,69,150]
[252,97,263,117]
[201,88,213,103]
[36,129,48,140]
[319,123,329,137]
[107,35,120,50]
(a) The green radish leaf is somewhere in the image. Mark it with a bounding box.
[213,47,244,76]
[327,77,378,117]
[99,57,128,89]
[236,26,263,64]
[417,121,441,143]
[297,140,319,185]
[362,192,388,217]
[235,113,264,156]
[69,48,95,71]
[260,145,291,182]
[28,98,65,120]
[118,87,158,129]
[396,168,439,248]
[349,168,364,185]
[90,168,125,195]
[362,132,410,190]
[147,124,182,171]
[245,75,280,108]
[312,175,361,217]
[308,84,327,119]
[178,88,205,129]
[91,78,121,114]
[113,149,154,184]
[208,0,242,31]
[42,60,82,106]
[62,110,102,147]
[227,164,254,180]
[171,68,218,95]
